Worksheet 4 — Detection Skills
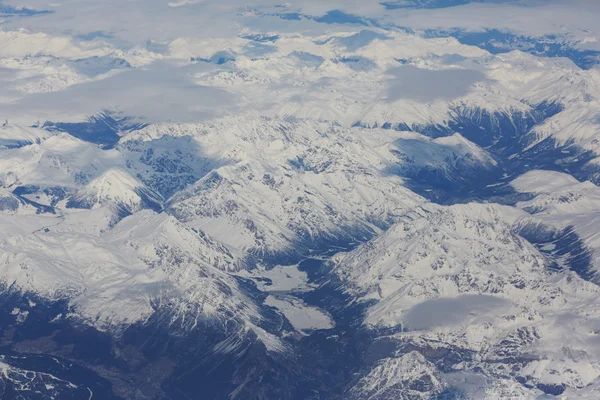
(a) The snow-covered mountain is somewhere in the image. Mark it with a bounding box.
[332,202,600,398]
[0,209,251,326]
[158,118,428,265]
[66,167,162,227]
[1,0,600,398]
[511,170,600,282]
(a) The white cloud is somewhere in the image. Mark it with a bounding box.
[386,65,488,103]
[0,0,597,126]
[1,61,238,123]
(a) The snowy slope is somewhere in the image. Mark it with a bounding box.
[512,170,600,280]
[331,203,540,327]
[156,117,432,264]
[0,208,294,356]
[0,188,42,215]
[67,167,162,212]
[348,352,443,400]
[0,210,263,333]
[0,129,119,188]
[331,202,600,395]
[0,124,50,148]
